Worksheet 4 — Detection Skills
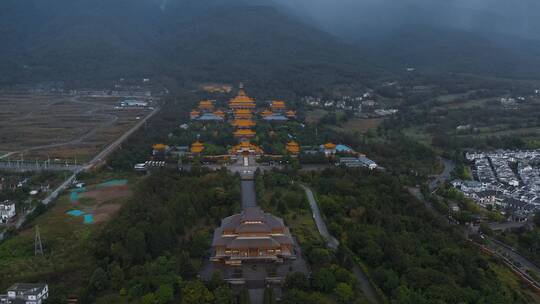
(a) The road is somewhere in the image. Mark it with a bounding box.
[0,106,160,242]
[488,221,529,231]
[84,106,160,169]
[429,157,455,191]
[301,184,383,304]
[301,185,339,249]
[486,237,540,283]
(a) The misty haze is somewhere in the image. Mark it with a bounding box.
[1,1,540,303]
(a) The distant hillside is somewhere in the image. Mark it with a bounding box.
[0,0,377,89]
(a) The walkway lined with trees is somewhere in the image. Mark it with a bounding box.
[301,184,384,304]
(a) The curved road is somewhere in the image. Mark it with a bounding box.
[301,184,384,304]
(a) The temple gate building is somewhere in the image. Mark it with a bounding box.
[229,141,264,156]
[234,129,256,139]
[211,207,295,265]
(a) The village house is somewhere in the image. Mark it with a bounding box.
[0,201,16,224]
[0,283,48,304]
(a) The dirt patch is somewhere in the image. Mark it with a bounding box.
[93,203,123,223]
[79,185,131,205]
[343,118,384,133]
[76,184,131,223]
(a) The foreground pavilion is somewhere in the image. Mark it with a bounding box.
[211,207,295,266]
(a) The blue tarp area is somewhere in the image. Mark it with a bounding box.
[336,144,353,152]
[97,179,128,188]
[70,187,86,202]
[83,214,94,224]
[66,210,94,224]
[66,210,84,216]
[70,192,79,202]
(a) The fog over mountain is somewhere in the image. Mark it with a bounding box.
[274,0,540,41]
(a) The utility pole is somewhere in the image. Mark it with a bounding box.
[35,225,44,256]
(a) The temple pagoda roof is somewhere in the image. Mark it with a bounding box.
[191,141,205,153]
[230,89,255,104]
[271,100,286,109]
[286,141,300,154]
[234,129,256,138]
[153,143,167,151]
[232,119,256,128]
[198,100,214,109]
[261,109,273,117]
[212,207,293,248]
[323,142,337,149]
[213,110,225,116]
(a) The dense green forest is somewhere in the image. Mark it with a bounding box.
[84,169,241,303]
[254,169,370,304]
[298,168,536,303]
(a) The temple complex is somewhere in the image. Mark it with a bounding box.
[211,207,295,265]
[190,100,226,121]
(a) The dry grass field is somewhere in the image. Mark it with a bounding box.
[0,94,152,162]
[328,117,384,134]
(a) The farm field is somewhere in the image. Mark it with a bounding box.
[340,118,384,133]
[0,94,153,162]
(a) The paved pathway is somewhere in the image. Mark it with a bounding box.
[301,185,339,249]
[488,221,529,231]
[241,180,257,209]
[301,184,383,304]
